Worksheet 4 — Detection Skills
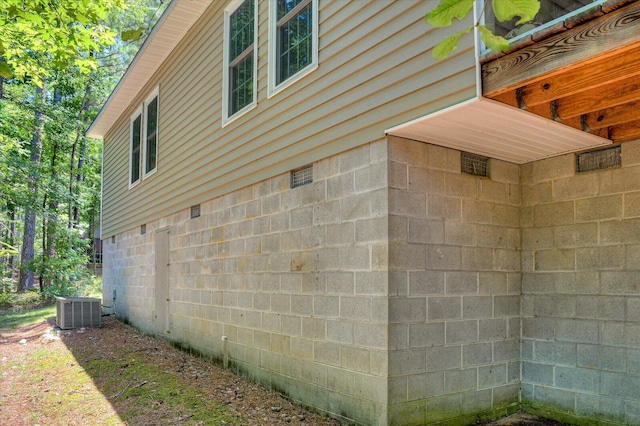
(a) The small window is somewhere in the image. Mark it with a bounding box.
[577,145,621,173]
[130,109,142,186]
[191,204,201,219]
[269,0,318,94]
[223,0,257,122]
[461,152,489,177]
[291,164,313,188]
[144,89,159,176]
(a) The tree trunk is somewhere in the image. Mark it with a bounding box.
[6,203,16,279]
[69,81,92,231]
[18,83,46,292]
[42,138,60,290]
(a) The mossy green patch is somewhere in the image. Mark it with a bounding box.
[82,354,242,425]
[523,399,623,426]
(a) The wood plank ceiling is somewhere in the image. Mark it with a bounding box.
[481,0,640,144]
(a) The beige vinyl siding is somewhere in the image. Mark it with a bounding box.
[102,0,476,237]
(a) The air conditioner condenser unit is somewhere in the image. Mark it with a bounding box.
[56,297,102,329]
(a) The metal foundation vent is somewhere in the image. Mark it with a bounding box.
[291,164,313,188]
[461,152,489,177]
[577,145,621,173]
[141,224,146,234]
[190,204,201,219]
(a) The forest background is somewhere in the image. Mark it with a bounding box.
[0,0,166,302]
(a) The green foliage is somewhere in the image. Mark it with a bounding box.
[493,0,540,25]
[478,24,510,52]
[426,0,540,59]
[425,0,475,27]
[121,27,146,42]
[0,0,166,299]
[0,241,18,257]
[0,0,126,85]
[432,27,473,59]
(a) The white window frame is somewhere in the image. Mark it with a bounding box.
[129,106,143,188]
[268,0,318,97]
[222,0,258,126]
[143,87,159,178]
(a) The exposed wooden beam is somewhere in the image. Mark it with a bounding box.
[482,1,640,96]
[610,120,640,142]
[518,43,640,107]
[584,100,640,129]
[554,73,640,119]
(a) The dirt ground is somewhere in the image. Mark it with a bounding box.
[0,315,571,425]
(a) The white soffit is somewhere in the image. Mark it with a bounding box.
[385,97,612,164]
[87,0,211,139]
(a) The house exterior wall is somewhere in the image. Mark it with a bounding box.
[385,137,522,424]
[103,136,526,425]
[520,140,640,425]
[104,141,392,425]
[101,0,477,238]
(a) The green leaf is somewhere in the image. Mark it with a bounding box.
[0,62,12,79]
[493,0,540,25]
[478,25,510,52]
[425,0,474,27]
[432,27,472,59]
[121,27,145,42]
[0,241,18,257]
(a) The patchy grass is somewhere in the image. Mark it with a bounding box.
[0,304,56,329]
[0,313,341,425]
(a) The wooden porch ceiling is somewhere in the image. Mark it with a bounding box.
[481,0,640,144]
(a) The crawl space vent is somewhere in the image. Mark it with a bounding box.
[461,152,489,177]
[141,224,146,234]
[191,204,201,218]
[56,297,102,329]
[291,165,313,188]
[577,145,621,173]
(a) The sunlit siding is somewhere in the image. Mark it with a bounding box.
[102,0,476,237]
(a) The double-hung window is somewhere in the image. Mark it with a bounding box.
[129,87,159,188]
[130,108,143,186]
[223,0,257,123]
[144,89,159,176]
[269,0,318,94]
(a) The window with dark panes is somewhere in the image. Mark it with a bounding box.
[228,0,256,116]
[276,0,313,85]
[130,112,142,185]
[145,94,158,175]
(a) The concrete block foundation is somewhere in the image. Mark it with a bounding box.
[103,137,640,425]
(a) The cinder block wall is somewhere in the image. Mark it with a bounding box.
[104,140,391,425]
[520,140,640,424]
[103,228,156,330]
[386,137,522,424]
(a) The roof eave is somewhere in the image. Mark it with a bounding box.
[86,0,211,139]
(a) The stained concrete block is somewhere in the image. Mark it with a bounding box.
[446,320,479,344]
[522,361,553,385]
[408,322,445,348]
[463,342,492,366]
[478,364,507,388]
[409,271,445,295]
[389,297,426,323]
[407,372,445,399]
[444,368,477,393]
[426,345,461,372]
[428,297,461,320]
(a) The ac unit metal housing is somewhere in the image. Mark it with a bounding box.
[56,297,102,329]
